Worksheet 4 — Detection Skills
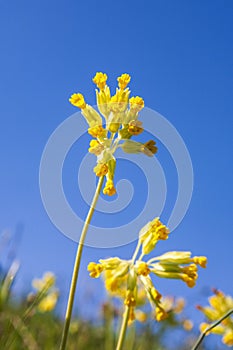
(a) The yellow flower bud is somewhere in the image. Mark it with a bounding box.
[117,73,131,90]
[93,163,108,177]
[103,179,116,196]
[129,96,144,112]
[136,262,150,276]
[193,256,207,268]
[108,122,120,133]
[142,140,158,156]
[69,93,86,109]
[93,72,108,90]
[87,262,104,278]
[128,120,144,135]
[88,139,104,156]
[88,125,107,139]
[223,330,233,346]
[38,291,58,312]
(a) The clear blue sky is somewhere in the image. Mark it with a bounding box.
[0,0,232,323]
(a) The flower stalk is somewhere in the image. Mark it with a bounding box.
[191,308,233,350]
[59,176,104,350]
[116,305,130,350]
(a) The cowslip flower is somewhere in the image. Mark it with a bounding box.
[197,289,233,347]
[30,271,59,313]
[69,72,158,196]
[88,217,207,323]
[32,271,55,291]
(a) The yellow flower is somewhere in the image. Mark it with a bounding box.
[156,224,170,240]
[129,96,144,112]
[142,140,158,156]
[93,163,108,177]
[88,139,104,156]
[93,72,108,90]
[87,216,207,327]
[140,217,166,243]
[38,291,58,312]
[117,73,131,90]
[69,93,86,109]
[136,262,150,276]
[181,264,198,287]
[105,276,123,293]
[128,120,144,135]
[88,125,106,138]
[87,262,104,278]
[223,331,233,347]
[103,179,116,196]
[139,217,170,255]
[150,261,199,288]
[155,306,168,321]
[32,272,55,292]
[193,256,207,268]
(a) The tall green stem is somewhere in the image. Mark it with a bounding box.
[116,306,130,350]
[59,176,104,350]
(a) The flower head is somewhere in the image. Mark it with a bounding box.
[38,291,58,312]
[69,73,157,196]
[87,217,207,324]
[30,272,58,313]
[197,289,233,347]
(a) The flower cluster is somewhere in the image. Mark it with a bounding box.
[28,272,59,313]
[69,72,158,196]
[197,289,233,347]
[88,217,207,323]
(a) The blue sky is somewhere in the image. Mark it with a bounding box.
[0,0,233,327]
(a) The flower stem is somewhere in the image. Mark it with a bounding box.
[191,308,233,350]
[59,176,104,350]
[131,240,141,265]
[116,306,130,350]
